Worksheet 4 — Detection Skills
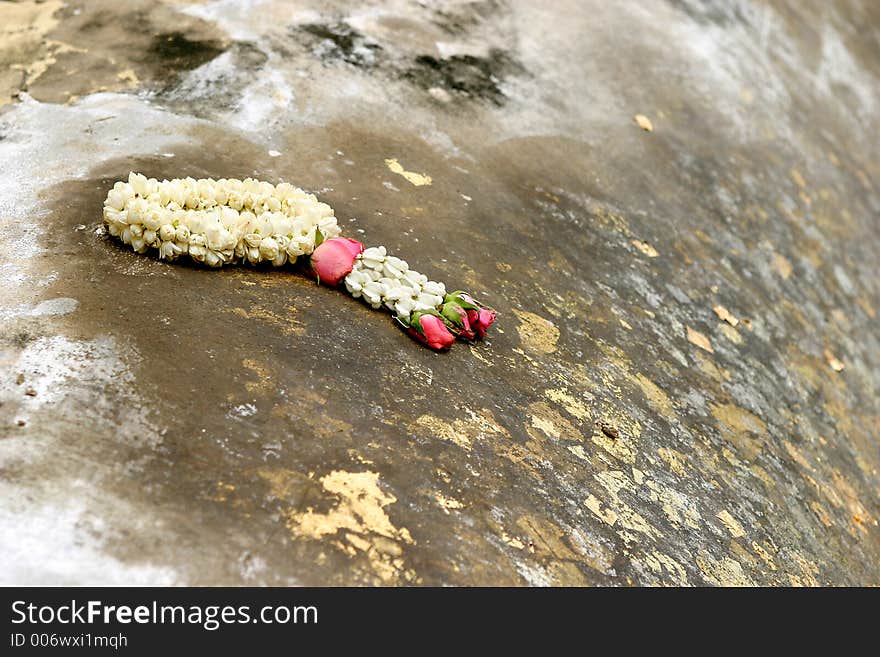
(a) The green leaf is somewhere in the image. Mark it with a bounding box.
[314,227,324,247]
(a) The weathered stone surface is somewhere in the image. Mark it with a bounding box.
[0,0,878,585]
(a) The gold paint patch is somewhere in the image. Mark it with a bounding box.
[513,309,559,354]
[544,388,589,420]
[810,501,834,527]
[286,470,415,584]
[585,494,618,526]
[527,401,583,443]
[231,304,304,335]
[568,444,590,462]
[434,493,464,513]
[594,470,658,537]
[643,550,690,585]
[789,551,820,587]
[719,323,743,345]
[646,480,702,529]
[696,553,755,586]
[242,358,273,394]
[271,391,352,438]
[710,403,768,460]
[751,541,778,571]
[783,441,812,470]
[384,158,432,186]
[414,414,471,449]
[693,350,730,382]
[771,252,793,279]
[516,515,580,562]
[414,408,509,451]
[657,447,688,476]
[0,0,64,106]
[632,373,675,419]
[716,510,746,538]
[295,472,408,538]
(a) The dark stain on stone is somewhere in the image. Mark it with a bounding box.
[229,42,270,71]
[432,0,504,35]
[665,0,749,26]
[76,10,129,32]
[160,42,269,115]
[297,23,382,68]
[146,32,226,79]
[403,49,521,105]
[16,0,231,104]
[11,332,35,350]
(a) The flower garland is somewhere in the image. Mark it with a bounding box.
[103,173,495,350]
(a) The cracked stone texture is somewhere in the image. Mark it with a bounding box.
[1,0,878,586]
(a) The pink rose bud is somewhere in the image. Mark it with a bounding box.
[473,307,497,338]
[443,290,496,338]
[407,311,456,351]
[310,237,364,286]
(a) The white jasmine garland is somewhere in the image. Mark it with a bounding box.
[103,172,341,267]
[103,173,462,334]
[344,247,446,323]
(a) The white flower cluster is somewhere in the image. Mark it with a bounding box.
[103,172,341,267]
[344,246,446,321]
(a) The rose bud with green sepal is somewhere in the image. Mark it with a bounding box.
[440,301,476,340]
[443,290,497,338]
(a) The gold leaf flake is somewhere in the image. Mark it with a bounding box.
[771,252,793,279]
[719,323,742,345]
[585,494,618,526]
[384,158,432,186]
[712,304,739,326]
[435,493,464,513]
[634,114,653,131]
[632,239,659,257]
[686,326,714,353]
[824,349,845,372]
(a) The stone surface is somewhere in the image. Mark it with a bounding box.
[0,0,878,586]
